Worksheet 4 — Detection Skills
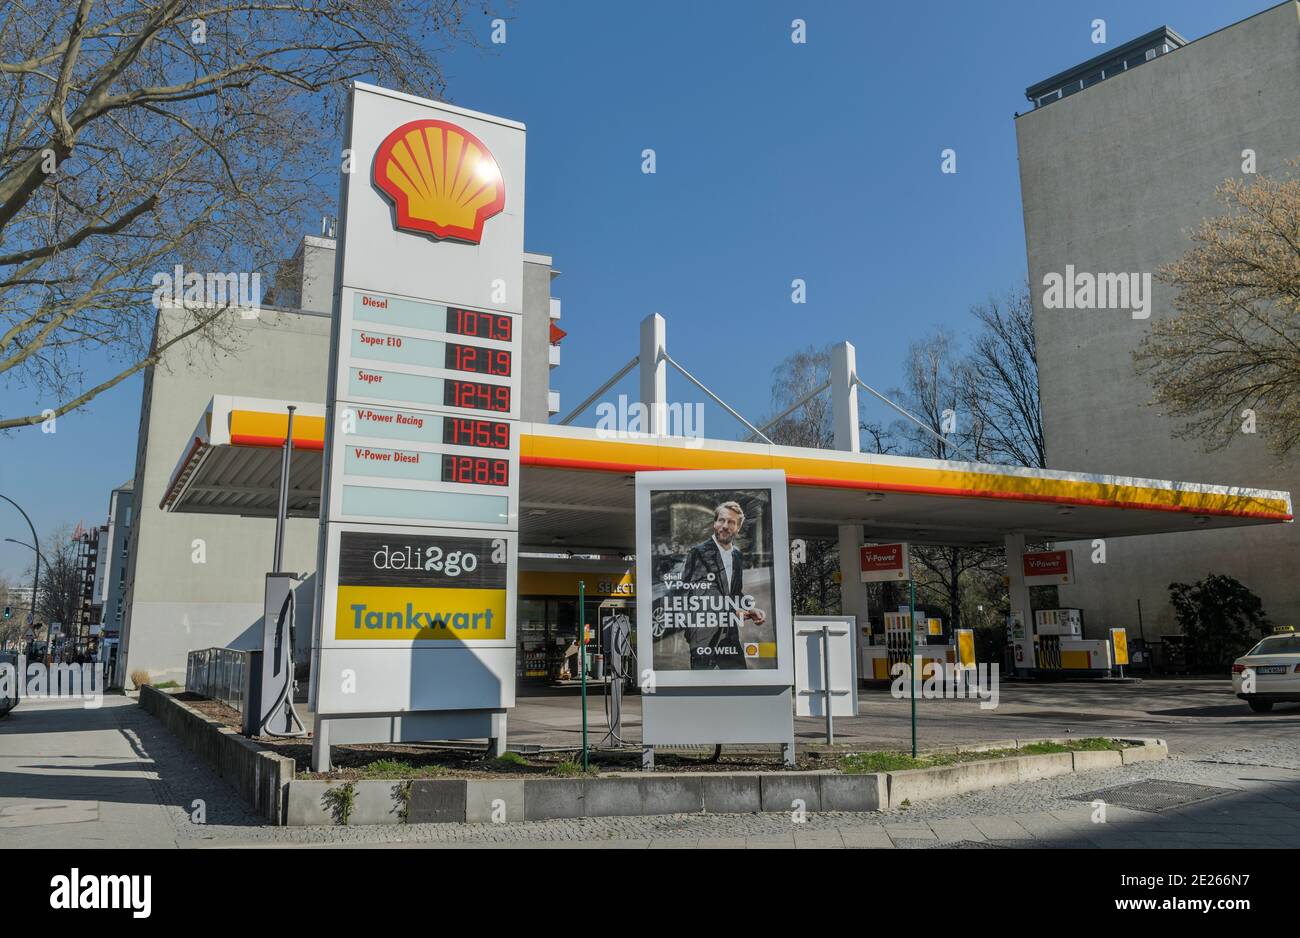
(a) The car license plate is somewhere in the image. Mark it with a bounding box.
[1256,665,1289,674]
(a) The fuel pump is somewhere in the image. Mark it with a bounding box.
[599,599,632,746]
[256,572,308,737]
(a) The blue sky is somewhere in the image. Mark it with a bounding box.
[0,0,1276,582]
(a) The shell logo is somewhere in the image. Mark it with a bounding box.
[743,642,760,658]
[373,119,505,244]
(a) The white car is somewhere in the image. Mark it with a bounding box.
[1232,631,1300,712]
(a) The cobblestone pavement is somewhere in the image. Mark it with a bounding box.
[3,694,1298,848]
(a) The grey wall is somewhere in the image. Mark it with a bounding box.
[1015,1,1300,636]
[298,236,337,314]
[119,305,331,683]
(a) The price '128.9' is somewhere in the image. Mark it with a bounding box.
[441,454,509,487]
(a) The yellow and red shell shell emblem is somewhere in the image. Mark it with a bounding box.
[373,119,505,244]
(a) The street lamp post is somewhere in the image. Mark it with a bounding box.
[0,495,41,632]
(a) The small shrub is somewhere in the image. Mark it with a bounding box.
[323,782,357,825]
[362,759,417,778]
[1017,742,1071,755]
[393,781,412,823]
[152,680,179,690]
[549,758,593,777]
[1064,737,1124,752]
[129,670,152,689]
[492,751,530,769]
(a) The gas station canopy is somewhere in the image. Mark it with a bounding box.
[162,396,1293,549]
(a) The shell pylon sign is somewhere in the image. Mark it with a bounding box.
[373,119,506,244]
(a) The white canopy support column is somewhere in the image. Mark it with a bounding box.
[832,341,869,682]
[1005,533,1032,673]
[639,313,667,437]
[832,341,860,454]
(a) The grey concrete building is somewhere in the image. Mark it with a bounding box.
[99,480,133,685]
[119,236,561,683]
[1015,1,1300,638]
[101,480,134,640]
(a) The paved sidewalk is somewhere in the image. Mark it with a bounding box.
[0,696,261,847]
[2,695,1298,848]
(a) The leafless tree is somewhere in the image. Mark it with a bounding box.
[963,283,1047,468]
[0,0,493,430]
[1134,162,1300,457]
[28,524,79,635]
[889,330,1003,630]
[762,346,839,612]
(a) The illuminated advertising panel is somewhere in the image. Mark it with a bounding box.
[635,470,793,689]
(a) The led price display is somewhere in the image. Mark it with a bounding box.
[445,343,512,377]
[441,454,510,487]
[444,379,511,413]
[442,416,511,450]
[447,307,512,343]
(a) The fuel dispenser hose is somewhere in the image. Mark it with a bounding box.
[261,584,308,738]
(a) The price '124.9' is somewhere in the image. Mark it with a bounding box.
[444,379,510,413]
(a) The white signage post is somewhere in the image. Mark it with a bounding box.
[635,469,796,770]
[310,84,526,771]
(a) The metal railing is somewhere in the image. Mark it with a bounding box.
[186,647,249,713]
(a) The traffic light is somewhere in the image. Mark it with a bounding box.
[2,606,10,620]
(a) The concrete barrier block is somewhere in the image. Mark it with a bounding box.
[465,780,525,823]
[821,774,885,812]
[407,779,467,824]
[640,776,703,815]
[583,778,643,817]
[760,774,822,813]
[524,779,584,820]
[1016,752,1074,782]
[1121,741,1168,765]
[285,779,408,826]
[702,775,760,814]
[286,780,334,826]
[889,759,1020,806]
[350,780,408,825]
[1073,750,1123,772]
